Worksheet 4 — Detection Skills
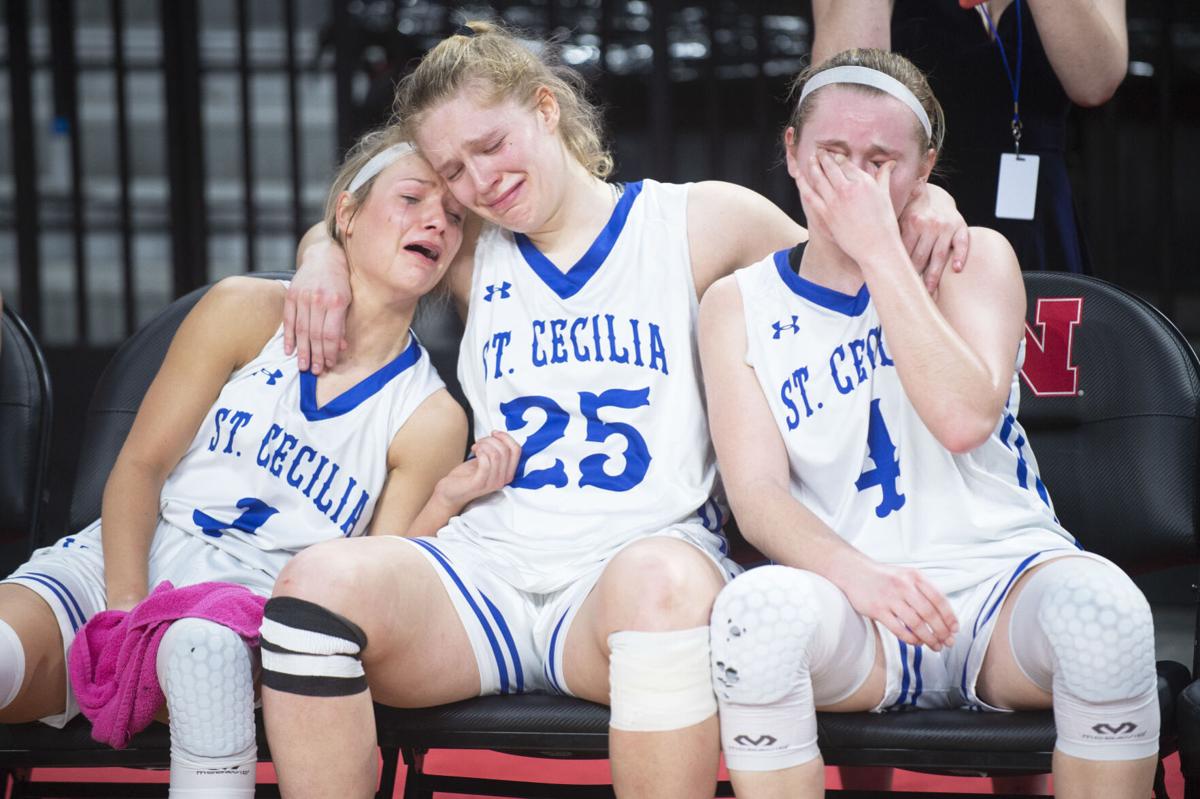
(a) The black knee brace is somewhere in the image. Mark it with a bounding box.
[259,596,369,697]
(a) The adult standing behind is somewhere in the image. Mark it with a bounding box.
[813,0,1127,273]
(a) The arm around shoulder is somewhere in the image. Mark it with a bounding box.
[927,226,1026,448]
[288,222,350,373]
[688,181,804,298]
[935,227,1025,343]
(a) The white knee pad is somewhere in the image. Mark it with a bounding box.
[0,619,26,710]
[710,566,874,772]
[1008,557,1159,760]
[157,618,257,798]
[608,626,716,732]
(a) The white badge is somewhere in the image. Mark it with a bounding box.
[995,152,1039,220]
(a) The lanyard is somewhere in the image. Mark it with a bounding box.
[979,0,1024,156]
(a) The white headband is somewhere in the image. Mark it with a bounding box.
[347,142,416,193]
[798,65,932,140]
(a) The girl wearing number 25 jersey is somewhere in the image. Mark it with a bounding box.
[263,20,972,799]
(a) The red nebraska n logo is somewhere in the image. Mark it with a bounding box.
[1020,297,1083,397]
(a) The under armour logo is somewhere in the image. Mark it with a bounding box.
[733,734,778,747]
[258,368,284,385]
[484,282,512,302]
[1091,722,1138,735]
[772,316,800,339]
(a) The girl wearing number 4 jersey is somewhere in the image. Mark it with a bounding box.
[267,21,973,799]
[0,130,515,799]
[699,49,1157,799]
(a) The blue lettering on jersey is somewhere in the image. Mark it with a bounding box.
[569,318,592,362]
[776,326,893,429]
[780,366,815,429]
[605,315,630,364]
[550,319,569,364]
[482,331,513,379]
[830,345,855,395]
[483,315,670,381]
[208,408,254,454]
[848,339,870,382]
[203,412,374,537]
[781,379,801,429]
[531,321,548,367]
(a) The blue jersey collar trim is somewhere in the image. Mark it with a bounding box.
[515,181,644,300]
[773,248,871,317]
[300,334,422,421]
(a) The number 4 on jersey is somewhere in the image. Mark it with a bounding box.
[855,399,905,518]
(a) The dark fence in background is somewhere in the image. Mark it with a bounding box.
[0,0,1196,527]
[2,0,1198,346]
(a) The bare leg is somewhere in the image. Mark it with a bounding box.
[562,539,725,799]
[262,538,481,799]
[978,558,1156,799]
[1051,751,1155,799]
[0,584,67,723]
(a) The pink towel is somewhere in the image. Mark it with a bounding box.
[68,580,266,749]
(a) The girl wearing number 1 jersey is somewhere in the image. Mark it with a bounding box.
[0,131,509,799]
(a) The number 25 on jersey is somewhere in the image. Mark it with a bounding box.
[500,387,651,492]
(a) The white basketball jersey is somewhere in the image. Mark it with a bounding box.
[158,318,445,575]
[446,180,727,593]
[736,247,1076,595]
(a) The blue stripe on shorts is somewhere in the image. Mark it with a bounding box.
[12,574,83,632]
[480,591,524,694]
[895,640,911,707]
[411,538,511,695]
[960,551,1043,698]
[546,608,571,695]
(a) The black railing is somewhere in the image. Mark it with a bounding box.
[0,0,1196,345]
